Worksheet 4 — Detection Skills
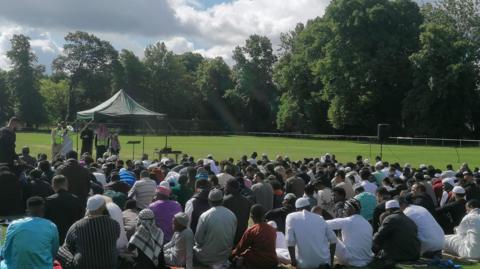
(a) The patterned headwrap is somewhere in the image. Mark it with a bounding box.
[129,209,164,266]
[344,198,362,214]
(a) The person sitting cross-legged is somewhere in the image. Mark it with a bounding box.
[326,198,374,267]
[58,194,120,269]
[286,197,337,269]
[231,204,278,269]
[193,188,237,268]
[128,209,166,269]
[372,200,420,268]
[164,212,194,269]
[1,197,59,269]
[443,199,480,259]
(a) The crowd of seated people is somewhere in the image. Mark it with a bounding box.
[1,148,480,269]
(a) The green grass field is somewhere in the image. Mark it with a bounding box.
[15,132,480,168]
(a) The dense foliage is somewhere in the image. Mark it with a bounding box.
[1,0,479,138]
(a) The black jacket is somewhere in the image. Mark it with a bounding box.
[190,188,211,233]
[55,159,93,206]
[373,211,420,262]
[0,127,17,167]
[265,205,295,233]
[436,199,467,234]
[45,190,85,243]
[223,192,252,245]
[0,170,23,216]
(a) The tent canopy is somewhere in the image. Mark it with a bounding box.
[77,89,165,121]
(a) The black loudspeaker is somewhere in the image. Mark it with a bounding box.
[377,124,390,142]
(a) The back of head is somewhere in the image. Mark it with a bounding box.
[467,199,480,210]
[124,199,137,210]
[140,170,150,179]
[26,196,45,217]
[250,204,266,223]
[360,168,371,181]
[52,175,68,191]
[66,150,78,160]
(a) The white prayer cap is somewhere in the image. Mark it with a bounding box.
[452,186,466,194]
[86,194,106,212]
[295,197,311,209]
[442,177,456,186]
[385,200,400,209]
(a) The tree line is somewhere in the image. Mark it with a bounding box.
[1,0,479,138]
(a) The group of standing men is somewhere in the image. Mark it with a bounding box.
[51,122,121,160]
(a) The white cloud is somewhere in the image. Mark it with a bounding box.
[168,0,331,62]
[0,25,24,70]
[0,0,432,70]
[164,36,195,54]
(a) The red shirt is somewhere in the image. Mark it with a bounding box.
[232,222,277,268]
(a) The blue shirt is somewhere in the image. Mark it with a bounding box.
[119,169,136,187]
[1,217,59,269]
[355,192,377,221]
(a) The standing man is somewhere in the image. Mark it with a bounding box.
[286,197,337,269]
[0,117,19,169]
[1,197,59,269]
[51,122,65,160]
[95,124,109,160]
[80,125,94,156]
[194,189,237,267]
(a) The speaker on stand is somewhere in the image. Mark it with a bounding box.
[377,124,390,160]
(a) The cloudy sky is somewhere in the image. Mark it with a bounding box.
[0,0,430,71]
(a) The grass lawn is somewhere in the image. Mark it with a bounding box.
[16,132,480,168]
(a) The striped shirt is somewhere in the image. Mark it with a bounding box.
[128,178,157,209]
[63,215,120,269]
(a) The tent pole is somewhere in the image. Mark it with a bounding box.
[76,132,79,152]
[142,122,145,156]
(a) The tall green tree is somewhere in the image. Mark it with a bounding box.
[116,49,148,102]
[274,19,331,132]
[226,35,278,131]
[53,31,118,121]
[196,57,235,126]
[7,34,45,127]
[39,78,69,123]
[317,0,423,133]
[0,70,12,124]
[402,19,480,137]
[143,42,189,118]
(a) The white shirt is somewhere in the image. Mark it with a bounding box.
[93,172,107,186]
[404,205,444,254]
[106,202,129,253]
[326,215,373,267]
[286,210,337,268]
[216,173,235,188]
[360,180,377,194]
[445,208,480,259]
